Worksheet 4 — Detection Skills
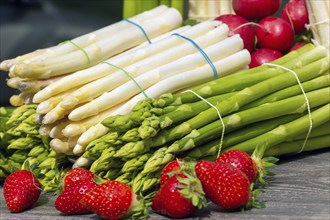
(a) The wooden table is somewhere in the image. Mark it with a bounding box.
[1,149,329,220]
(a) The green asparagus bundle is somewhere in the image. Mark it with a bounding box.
[72,44,329,196]
[0,105,73,191]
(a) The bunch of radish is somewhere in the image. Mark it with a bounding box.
[215,0,310,68]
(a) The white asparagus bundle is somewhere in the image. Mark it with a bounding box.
[306,0,330,55]
[40,22,229,124]
[73,48,250,157]
[69,34,242,122]
[10,8,183,79]
[62,24,229,120]
[33,20,220,103]
[0,5,172,73]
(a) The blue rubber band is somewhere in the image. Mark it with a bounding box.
[124,19,152,44]
[172,33,218,79]
[103,62,149,98]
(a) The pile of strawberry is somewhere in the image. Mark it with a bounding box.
[3,149,277,219]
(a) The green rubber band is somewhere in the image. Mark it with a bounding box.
[59,40,91,66]
[103,61,149,98]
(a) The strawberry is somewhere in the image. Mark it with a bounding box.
[160,158,185,186]
[81,180,145,220]
[216,150,258,183]
[55,179,97,214]
[195,160,250,210]
[63,168,95,190]
[4,170,42,213]
[152,175,205,218]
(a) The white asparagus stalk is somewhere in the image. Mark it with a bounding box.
[74,123,110,154]
[13,8,183,79]
[309,0,330,54]
[42,104,73,124]
[36,87,79,114]
[113,49,251,116]
[62,104,122,138]
[73,156,93,168]
[68,34,242,121]
[73,49,250,153]
[38,121,61,136]
[49,119,71,139]
[9,92,34,106]
[220,0,234,15]
[63,24,229,116]
[50,136,78,155]
[120,25,191,54]
[33,20,219,103]
[0,6,169,71]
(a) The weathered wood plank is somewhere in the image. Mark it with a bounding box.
[0,149,329,220]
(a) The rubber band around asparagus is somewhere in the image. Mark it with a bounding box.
[171,33,218,79]
[103,61,149,98]
[123,19,152,44]
[262,63,313,153]
[59,40,91,66]
[185,89,225,158]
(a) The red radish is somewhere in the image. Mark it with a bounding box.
[249,48,283,68]
[55,180,98,214]
[63,168,95,190]
[216,150,258,183]
[195,160,250,209]
[256,16,295,52]
[215,14,255,53]
[81,180,144,219]
[152,175,205,218]
[233,0,281,20]
[281,0,309,34]
[160,158,186,186]
[289,42,306,52]
[4,170,41,213]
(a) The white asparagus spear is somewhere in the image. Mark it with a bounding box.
[33,20,219,103]
[62,103,122,138]
[42,104,73,124]
[50,136,79,155]
[36,87,79,114]
[73,49,251,154]
[62,24,229,116]
[68,34,242,121]
[49,119,71,139]
[0,5,169,71]
[13,8,183,79]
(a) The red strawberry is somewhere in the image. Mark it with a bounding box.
[160,158,185,186]
[81,180,145,220]
[55,179,97,214]
[4,170,41,213]
[195,160,250,210]
[216,150,258,183]
[63,168,95,190]
[152,175,205,218]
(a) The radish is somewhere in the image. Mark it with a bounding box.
[281,0,309,34]
[256,16,295,52]
[232,0,282,20]
[289,42,306,52]
[249,48,283,68]
[215,14,255,53]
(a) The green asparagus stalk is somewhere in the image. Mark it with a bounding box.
[89,147,118,173]
[184,114,303,159]
[264,135,330,156]
[150,57,329,148]
[226,104,330,154]
[242,74,330,110]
